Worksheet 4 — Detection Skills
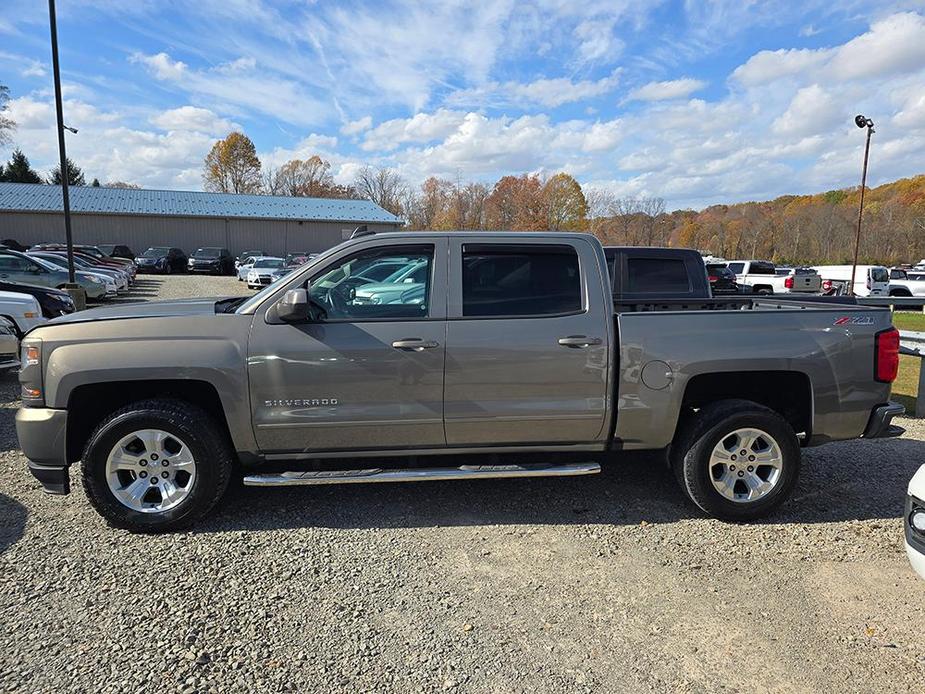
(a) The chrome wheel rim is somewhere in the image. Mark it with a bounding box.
[105,429,196,513]
[709,427,782,504]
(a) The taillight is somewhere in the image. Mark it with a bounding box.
[822,279,832,292]
[784,276,794,289]
[708,275,718,282]
[874,327,900,383]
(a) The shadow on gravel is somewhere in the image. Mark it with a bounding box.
[0,492,28,555]
[196,436,925,533]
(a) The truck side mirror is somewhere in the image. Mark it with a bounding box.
[277,288,309,322]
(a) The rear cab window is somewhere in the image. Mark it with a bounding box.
[625,258,691,294]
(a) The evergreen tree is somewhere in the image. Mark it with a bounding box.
[48,157,85,186]
[91,177,101,187]
[3,149,43,184]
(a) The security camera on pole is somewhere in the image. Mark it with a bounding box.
[848,114,874,297]
[47,0,86,310]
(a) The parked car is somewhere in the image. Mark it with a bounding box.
[0,289,45,336]
[136,247,187,274]
[31,248,128,291]
[706,263,739,295]
[0,316,19,370]
[32,244,136,284]
[906,465,925,580]
[235,250,265,270]
[246,257,285,289]
[0,281,75,318]
[28,251,121,296]
[236,256,260,281]
[1,239,28,252]
[285,252,313,266]
[188,247,234,275]
[813,265,890,297]
[96,244,135,261]
[16,232,905,532]
[726,260,821,294]
[887,268,925,297]
[0,250,110,300]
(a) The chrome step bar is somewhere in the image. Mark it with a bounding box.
[243,462,600,487]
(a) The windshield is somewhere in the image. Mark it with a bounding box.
[142,247,170,257]
[194,248,221,258]
[97,245,115,255]
[239,250,263,259]
[254,259,284,268]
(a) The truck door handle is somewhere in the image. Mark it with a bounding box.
[391,338,440,351]
[558,335,602,348]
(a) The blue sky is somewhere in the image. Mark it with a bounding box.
[1,1,924,209]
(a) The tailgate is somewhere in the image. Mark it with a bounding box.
[792,273,822,292]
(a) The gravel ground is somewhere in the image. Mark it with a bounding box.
[1,276,924,693]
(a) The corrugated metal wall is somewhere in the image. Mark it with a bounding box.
[0,212,400,256]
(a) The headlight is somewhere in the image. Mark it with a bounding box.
[88,276,103,284]
[19,339,43,406]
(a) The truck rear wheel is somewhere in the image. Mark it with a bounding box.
[671,399,800,521]
[81,399,233,532]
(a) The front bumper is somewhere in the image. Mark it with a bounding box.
[905,493,925,579]
[16,407,69,494]
[862,401,905,438]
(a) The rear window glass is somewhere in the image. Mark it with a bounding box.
[870,268,888,283]
[625,258,691,294]
[462,245,581,317]
[749,261,775,275]
[727,262,744,274]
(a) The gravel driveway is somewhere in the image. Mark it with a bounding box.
[1,276,923,693]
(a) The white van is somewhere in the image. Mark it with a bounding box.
[812,265,889,297]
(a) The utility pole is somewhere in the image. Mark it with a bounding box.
[48,0,85,309]
[849,115,874,297]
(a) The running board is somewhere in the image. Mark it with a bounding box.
[243,462,600,487]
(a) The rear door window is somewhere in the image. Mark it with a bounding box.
[727,262,745,274]
[461,245,581,317]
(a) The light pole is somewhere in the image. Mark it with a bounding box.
[849,114,874,297]
[48,0,85,309]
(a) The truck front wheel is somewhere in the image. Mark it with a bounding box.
[671,399,800,521]
[81,399,233,532]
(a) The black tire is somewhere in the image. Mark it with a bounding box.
[164,263,172,275]
[670,399,800,521]
[889,289,911,297]
[754,287,772,295]
[81,398,234,532]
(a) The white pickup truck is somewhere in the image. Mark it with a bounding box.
[726,260,821,295]
[888,268,925,297]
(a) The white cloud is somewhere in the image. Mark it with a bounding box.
[447,69,622,109]
[361,110,470,152]
[573,18,624,64]
[627,78,707,102]
[771,85,843,137]
[731,48,829,86]
[340,116,372,136]
[131,51,328,127]
[828,12,925,81]
[150,106,235,135]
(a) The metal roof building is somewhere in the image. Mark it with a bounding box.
[0,182,402,256]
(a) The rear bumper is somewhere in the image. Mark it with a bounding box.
[862,401,905,438]
[16,407,70,493]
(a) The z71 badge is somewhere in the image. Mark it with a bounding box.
[833,316,874,326]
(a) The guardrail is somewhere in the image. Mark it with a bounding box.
[855,296,925,311]
[899,330,924,418]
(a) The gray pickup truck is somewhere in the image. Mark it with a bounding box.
[16,232,905,532]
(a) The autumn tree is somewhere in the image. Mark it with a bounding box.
[485,174,545,230]
[353,165,406,216]
[0,84,14,145]
[1,149,42,184]
[264,156,338,197]
[203,131,262,194]
[48,157,85,186]
[542,173,588,231]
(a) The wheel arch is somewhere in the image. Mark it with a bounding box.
[66,379,233,464]
[678,370,813,442]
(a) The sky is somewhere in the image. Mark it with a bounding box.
[1,0,924,210]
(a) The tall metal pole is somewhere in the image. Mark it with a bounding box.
[849,120,874,297]
[48,0,76,283]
